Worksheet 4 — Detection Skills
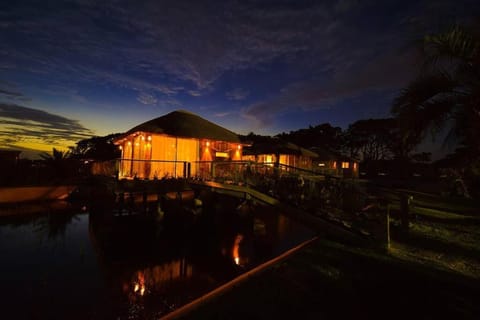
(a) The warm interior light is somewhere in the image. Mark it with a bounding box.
[141,136,145,141]
[237,145,241,150]
[127,141,131,146]
[119,146,123,150]
[147,136,151,141]
[232,234,243,266]
[215,152,229,158]
[135,142,139,146]
[206,141,210,147]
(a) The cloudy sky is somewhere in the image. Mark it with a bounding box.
[1,0,479,157]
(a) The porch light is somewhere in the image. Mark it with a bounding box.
[119,146,123,150]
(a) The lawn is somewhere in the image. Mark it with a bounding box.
[177,187,480,320]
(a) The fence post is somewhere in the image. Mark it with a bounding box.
[385,204,391,251]
[400,194,410,232]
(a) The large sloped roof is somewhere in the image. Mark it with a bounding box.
[243,138,318,158]
[120,110,241,143]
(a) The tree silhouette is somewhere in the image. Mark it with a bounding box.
[70,133,122,160]
[40,148,74,180]
[40,147,71,162]
[392,24,480,164]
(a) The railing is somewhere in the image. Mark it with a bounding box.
[92,158,389,247]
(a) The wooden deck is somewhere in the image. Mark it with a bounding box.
[190,180,366,243]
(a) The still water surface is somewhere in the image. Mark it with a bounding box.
[0,195,314,319]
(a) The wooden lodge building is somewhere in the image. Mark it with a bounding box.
[241,138,318,171]
[311,147,359,178]
[112,110,356,180]
[114,110,246,179]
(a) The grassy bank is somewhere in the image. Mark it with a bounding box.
[178,187,480,320]
[179,238,479,320]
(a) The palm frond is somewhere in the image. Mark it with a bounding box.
[424,26,478,68]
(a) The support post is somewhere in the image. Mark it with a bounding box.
[400,194,410,232]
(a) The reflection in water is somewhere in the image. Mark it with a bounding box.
[127,259,193,301]
[233,234,244,266]
[0,201,82,240]
[0,193,314,319]
[33,211,80,240]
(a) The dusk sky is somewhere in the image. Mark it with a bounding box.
[1,0,479,158]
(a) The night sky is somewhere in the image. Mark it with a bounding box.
[1,0,479,158]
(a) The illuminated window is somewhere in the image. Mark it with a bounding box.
[318,163,325,167]
[341,162,350,169]
[215,152,229,158]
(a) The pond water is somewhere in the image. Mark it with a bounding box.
[0,194,315,319]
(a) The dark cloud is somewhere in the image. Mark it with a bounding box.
[243,47,418,126]
[0,81,31,101]
[1,0,479,133]
[0,103,94,144]
[136,92,158,105]
[0,88,23,98]
[0,1,345,92]
[2,0,474,94]
[226,88,249,101]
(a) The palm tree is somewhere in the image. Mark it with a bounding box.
[40,148,73,180]
[40,147,71,162]
[392,24,480,162]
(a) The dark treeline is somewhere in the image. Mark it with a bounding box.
[243,118,426,163]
